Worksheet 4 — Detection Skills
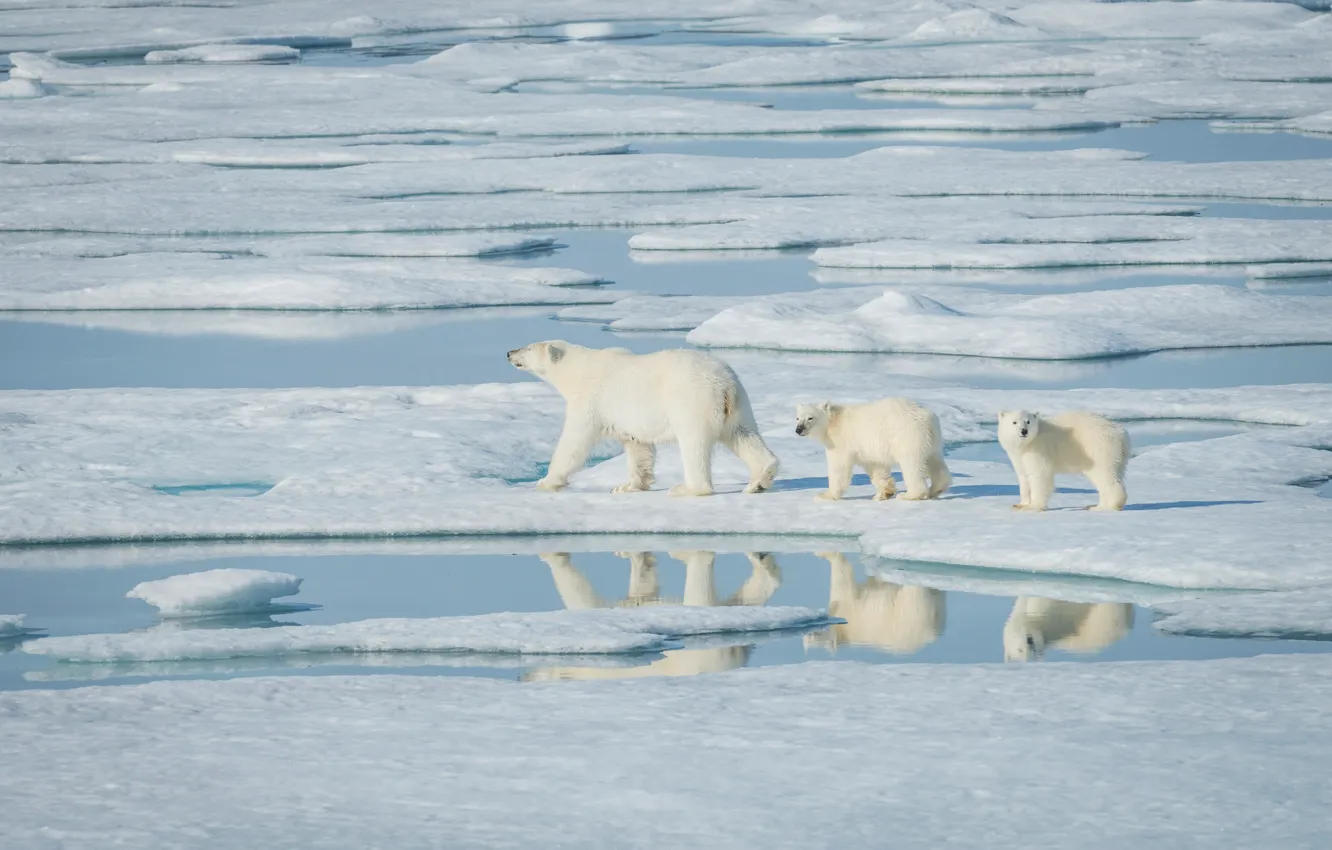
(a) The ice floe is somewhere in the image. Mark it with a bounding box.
[126,568,306,617]
[145,44,301,64]
[23,605,833,662]
[4,655,1332,847]
[687,284,1332,358]
[0,614,39,638]
[0,254,619,311]
[1153,589,1332,640]
[2,369,1331,590]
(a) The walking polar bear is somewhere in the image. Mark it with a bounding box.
[794,398,951,501]
[998,410,1129,512]
[508,341,778,497]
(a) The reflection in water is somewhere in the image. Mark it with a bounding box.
[525,550,782,681]
[1003,596,1135,662]
[805,553,945,655]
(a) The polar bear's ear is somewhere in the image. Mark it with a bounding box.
[819,401,832,413]
[998,409,1009,419]
[546,342,566,364]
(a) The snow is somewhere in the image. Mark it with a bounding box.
[2,370,1331,590]
[687,284,1332,359]
[0,254,620,311]
[559,295,747,331]
[4,655,1332,848]
[126,568,305,617]
[23,605,833,662]
[1154,589,1332,640]
[144,44,300,64]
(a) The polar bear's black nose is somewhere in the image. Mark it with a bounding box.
[1020,429,1028,437]
[795,424,806,435]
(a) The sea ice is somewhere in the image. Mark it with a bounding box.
[3,655,1332,848]
[1153,588,1332,640]
[687,284,1332,359]
[559,295,748,331]
[0,614,37,638]
[126,568,305,617]
[0,254,620,311]
[23,605,833,662]
[144,44,301,64]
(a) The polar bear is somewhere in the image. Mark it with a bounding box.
[804,553,944,655]
[794,398,951,501]
[1003,596,1134,662]
[508,341,778,496]
[997,410,1129,511]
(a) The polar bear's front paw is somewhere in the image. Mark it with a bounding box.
[669,484,713,497]
[814,491,840,502]
[534,477,567,492]
[872,490,895,502]
[611,482,649,494]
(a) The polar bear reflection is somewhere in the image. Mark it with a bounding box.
[524,550,782,681]
[804,553,945,655]
[1003,596,1135,662]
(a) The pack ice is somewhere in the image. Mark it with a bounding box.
[24,606,833,662]
[686,285,1332,359]
[126,568,306,617]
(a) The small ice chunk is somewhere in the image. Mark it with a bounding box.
[25,606,833,662]
[144,45,300,64]
[0,78,48,99]
[1,614,33,637]
[127,568,304,618]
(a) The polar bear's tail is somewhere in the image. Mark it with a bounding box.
[721,381,779,494]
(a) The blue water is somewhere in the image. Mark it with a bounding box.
[3,547,1328,691]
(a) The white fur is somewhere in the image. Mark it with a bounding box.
[509,341,778,496]
[1003,596,1135,662]
[804,553,944,655]
[997,410,1130,512]
[795,397,951,502]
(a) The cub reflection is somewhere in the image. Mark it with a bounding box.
[1003,597,1135,662]
[804,553,944,655]
[524,550,782,681]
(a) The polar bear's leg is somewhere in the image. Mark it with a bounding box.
[541,553,603,610]
[898,456,932,501]
[670,436,715,497]
[1004,450,1030,508]
[1021,455,1055,511]
[927,453,952,498]
[727,552,782,606]
[816,450,855,501]
[724,429,779,494]
[867,464,896,501]
[612,440,655,493]
[674,550,718,606]
[620,551,659,603]
[538,413,599,491]
[1088,470,1127,512]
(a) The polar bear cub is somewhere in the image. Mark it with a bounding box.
[795,398,951,501]
[508,341,778,497]
[997,410,1129,512]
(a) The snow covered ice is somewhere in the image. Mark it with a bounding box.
[5,0,1332,844]
[24,605,834,662]
[126,568,306,617]
[686,284,1332,358]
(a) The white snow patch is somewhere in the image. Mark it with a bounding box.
[126,568,304,618]
[24,605,832,662]
[3,656,1332,847]
[144,44,300,64]
[688,284,1332,359]
[1154,589,1332,639]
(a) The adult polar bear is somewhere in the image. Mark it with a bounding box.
[508,341,779,496]
[998,410,1129,511]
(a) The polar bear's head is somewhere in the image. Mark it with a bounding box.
[1003,613,1046,662]
[998,410,1040,444]
[507,340,574,378]
[794,402,834,438]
